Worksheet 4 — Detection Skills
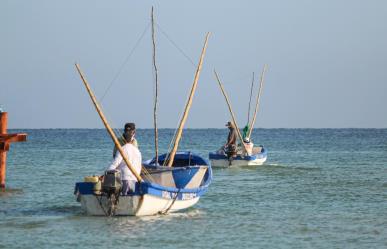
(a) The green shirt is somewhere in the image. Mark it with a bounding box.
[242,124,250,140]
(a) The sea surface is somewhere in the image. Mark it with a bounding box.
[0,129,386,249]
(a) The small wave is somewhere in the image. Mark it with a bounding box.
[18,205,82,217]
[262,164,321,171]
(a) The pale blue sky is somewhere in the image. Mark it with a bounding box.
[1,0,386,128]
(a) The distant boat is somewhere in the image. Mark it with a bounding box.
[209,146,267,167]
[209,66,268,168]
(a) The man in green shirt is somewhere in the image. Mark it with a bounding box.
[242,124,250,141]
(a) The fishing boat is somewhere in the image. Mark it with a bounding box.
[74,9,211,216]
[209,67,268,167]
[74,152,212,216]
[209,146,267,167]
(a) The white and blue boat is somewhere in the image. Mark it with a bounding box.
[75,152,212,216]
[209,146,267,167]
[210,67,269,168]
[74,11,212,216]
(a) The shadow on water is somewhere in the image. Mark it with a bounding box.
[0,188,24,197]
[7,204,204,220]
[2,220,49,229]
[212,163,321,172]
[1,204,84,218]
[261,163,321,171]
[20,205,84,217]
[100,208,205,238]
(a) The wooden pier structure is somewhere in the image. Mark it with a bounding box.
[0,112,27,189]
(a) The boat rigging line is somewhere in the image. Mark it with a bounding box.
[158,188,181,215]
[167,33,210,167]
[99,22,151,103]
[100,20,198,103]
[155,22,196,68]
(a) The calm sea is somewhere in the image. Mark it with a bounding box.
[1,129,386,248]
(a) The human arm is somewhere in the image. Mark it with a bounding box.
[107,150,123,171]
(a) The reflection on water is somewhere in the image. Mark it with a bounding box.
[0,188,23,197]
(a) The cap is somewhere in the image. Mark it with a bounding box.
[225,121,234,128]
[124,123,136,131]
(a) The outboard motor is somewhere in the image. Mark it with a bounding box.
[102,170,122,195]
[101,170,122,216]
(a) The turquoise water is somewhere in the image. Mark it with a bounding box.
[1,129,386,248]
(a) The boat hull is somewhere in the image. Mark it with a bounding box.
[79,193,199,216]
[210,157,267,168]
[209,147,267,168]
[75,151,212,216]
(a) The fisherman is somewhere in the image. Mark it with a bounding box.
[113,122,138,158]
[243,137,254,155]
[224,121,237,157]
[107,136,142,195]
[242,124,250,141]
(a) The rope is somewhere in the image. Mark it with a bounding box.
[98,20,198,169]
[100,22,151,103]
[155,22,196,68]
[96,195,109,216]
[159,188,181,215]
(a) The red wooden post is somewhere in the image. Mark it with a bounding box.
[0,112,8,188]
[0,112,27,189]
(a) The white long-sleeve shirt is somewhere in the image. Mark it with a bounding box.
[107,143,142,181]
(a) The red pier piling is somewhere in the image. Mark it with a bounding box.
[0,112,27,189]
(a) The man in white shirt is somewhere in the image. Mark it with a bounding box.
[107,142,142,195]
[113,122,139,158]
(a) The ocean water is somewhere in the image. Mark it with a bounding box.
[0,129,386,248]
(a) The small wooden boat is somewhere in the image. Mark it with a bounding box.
[75,152,212,216]
[209,146,267,167]
[73,9,211,216]
[209,67,268,168]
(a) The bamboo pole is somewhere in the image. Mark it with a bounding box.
[167,32,210,167]
[214,70,248,153]
[151,7,159,165]
[75,63,143,182]
[248,64,267,139]
[247,72,255,125]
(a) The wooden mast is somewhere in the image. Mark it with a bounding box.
[167,32,210,167]
[75,63,143,182]
[151,7,159,165]
[248,64,267,139]
[214,70,248,153]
